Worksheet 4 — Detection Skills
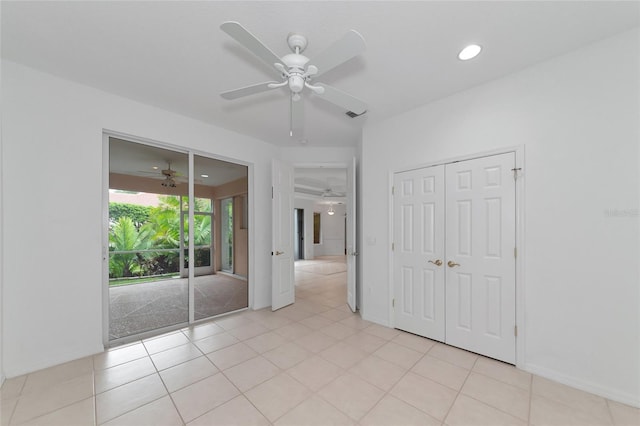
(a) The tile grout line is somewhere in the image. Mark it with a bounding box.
[527,373,534,425]
[8,367,96,426]
[96,339,169,425]
[441,355,479,425]
[5,376,28,426]
[92,364,98,426]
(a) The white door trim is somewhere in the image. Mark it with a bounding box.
[389,145,526,367]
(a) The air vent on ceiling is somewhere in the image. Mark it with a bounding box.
[346,110,367,118]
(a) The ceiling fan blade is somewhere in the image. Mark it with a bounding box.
[290,93,304,138]
[220,81,280,100]
[314,83,367,115]
[221,21,283,76]
[310,30,366,78]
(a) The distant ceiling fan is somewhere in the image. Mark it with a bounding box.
[321,188,346,198]
[160,165,178,188]
[219,21,367,138]
[136,162,183,188]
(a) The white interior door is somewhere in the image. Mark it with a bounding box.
[393,166,446,341]
[346,157,357,312]
[445,152,516,363]
[272,159,295,311]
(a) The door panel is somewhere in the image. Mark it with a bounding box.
[272,159,294,311]
[346,157,357,312]
[445,152,516,363]
[393,166,445,341]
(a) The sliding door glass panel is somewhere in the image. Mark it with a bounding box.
[182,197,214,277]
[108,138,189,340]
[220,197,234,273]
[193,155,248,320]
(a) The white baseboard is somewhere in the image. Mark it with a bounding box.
[361,312,390,328]
[524,362,640,408]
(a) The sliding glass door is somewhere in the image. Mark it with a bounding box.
[107,138,249,341]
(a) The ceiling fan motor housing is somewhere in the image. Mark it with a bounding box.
[281,52,310,94]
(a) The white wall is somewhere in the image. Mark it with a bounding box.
[360,29,639,405]
[1,61,278,377]
[294,198,315,260]
[314,203,346,256]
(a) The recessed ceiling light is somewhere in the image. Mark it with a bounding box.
[201,174,209,178]
[152,166,159,170]
[458,44,482,61]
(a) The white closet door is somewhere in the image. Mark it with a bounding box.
[393,166,446,341]
[445,152,516,363]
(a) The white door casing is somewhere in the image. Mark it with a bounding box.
[347,157,357,312]
[393,165,446,341]
[445,152,516,363]
[272,159,295,311]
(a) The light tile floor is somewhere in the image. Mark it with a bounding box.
[1,256,639,425]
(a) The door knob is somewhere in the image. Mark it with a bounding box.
[447,261,460,267]
[428,259,443,266]
[275,251,284,256]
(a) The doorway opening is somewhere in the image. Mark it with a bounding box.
[294,208,305,260]
[106,136,249,341]
[290,166,354,309]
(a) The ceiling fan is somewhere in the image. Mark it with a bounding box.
[219,21,367,138]
[136,162,184,188]
[160,165,179,188]
[322,188,346,198]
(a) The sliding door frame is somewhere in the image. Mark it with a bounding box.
[102,130,253,346]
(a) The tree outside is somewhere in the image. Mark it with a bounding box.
[108,194,213,285]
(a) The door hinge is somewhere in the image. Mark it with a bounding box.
[514,247,517,258]
[392,242,395,251]
[514,325,518,337]
[392,298,395,308]
[511,167,522,181]
[271,186,274,199]
[392,186,395,195]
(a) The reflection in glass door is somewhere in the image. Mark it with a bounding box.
[193,155,248,320]
[107,138,189,340]
[220,197,234,273]
[181,198,214,277]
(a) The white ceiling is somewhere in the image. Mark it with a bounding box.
[3,1,639,147]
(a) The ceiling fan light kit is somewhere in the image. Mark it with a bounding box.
[219,21,368,139]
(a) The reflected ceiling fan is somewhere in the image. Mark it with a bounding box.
[136,162,184,188]
[219,21,367,137]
